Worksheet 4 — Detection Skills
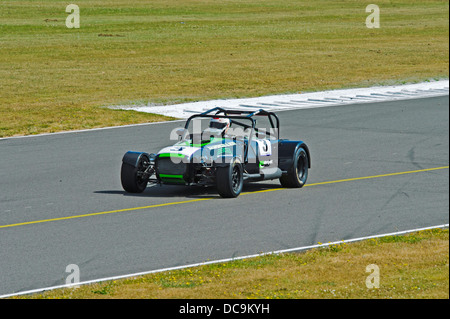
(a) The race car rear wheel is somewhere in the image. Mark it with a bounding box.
[121,154,150,193]
[280,147,308,188]
[216,158,243,198]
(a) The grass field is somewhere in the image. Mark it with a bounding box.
[12,228,449,299]
[0,0,448,137]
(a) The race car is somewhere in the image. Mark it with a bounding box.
[120,107,310,198]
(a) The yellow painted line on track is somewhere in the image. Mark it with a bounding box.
[241,165,449,194]
[1,166,448,229]
[0,198,211,229]
[304,165,449,187]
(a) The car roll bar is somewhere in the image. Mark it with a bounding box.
[182,107,280,164]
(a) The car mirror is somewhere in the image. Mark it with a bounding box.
[175,128,188,141]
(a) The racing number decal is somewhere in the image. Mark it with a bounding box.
[258,140,272,157]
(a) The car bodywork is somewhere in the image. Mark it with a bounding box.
[121,107,310,197]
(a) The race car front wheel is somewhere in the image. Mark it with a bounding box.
[280,147,308,188]
[121,154,150,193]
[216,158,243,198]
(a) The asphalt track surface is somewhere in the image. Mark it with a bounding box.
[0,96,448,296]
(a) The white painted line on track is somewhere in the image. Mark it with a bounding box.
[1,80,448,141]
[0,119,185,141]
[1,223,447,299]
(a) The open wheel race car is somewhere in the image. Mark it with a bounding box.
[120,107,310,198]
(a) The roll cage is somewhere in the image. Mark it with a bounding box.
[183,107,280,164]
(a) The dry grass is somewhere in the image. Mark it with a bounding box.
[0,0,448,137]
[14,228,449,299]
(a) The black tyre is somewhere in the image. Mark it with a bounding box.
[121,154,150,193]
[280,147,308,188]
[216,158,244,198]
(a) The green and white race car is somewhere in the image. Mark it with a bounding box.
[120,107,310,198]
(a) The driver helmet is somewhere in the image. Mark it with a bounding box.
[208,117,230,137]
